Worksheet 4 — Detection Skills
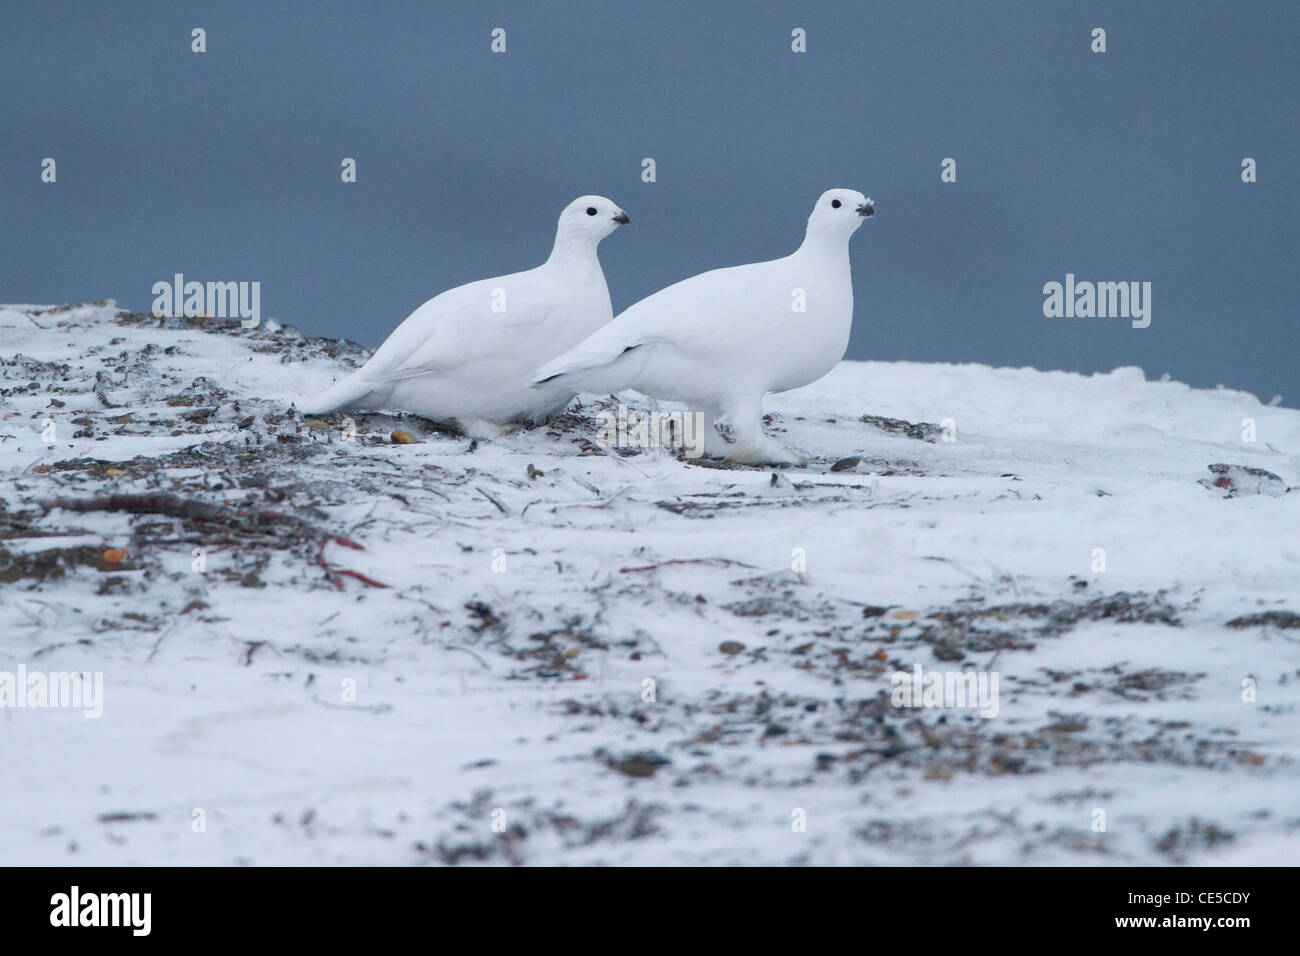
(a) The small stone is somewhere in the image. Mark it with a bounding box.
[611,751,670,778]
[719,641,745,655]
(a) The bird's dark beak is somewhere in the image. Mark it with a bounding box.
[612,211,630,225]
[857,199,874,218]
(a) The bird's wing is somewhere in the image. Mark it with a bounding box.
[532,260,781,384]
[361,272,557,384]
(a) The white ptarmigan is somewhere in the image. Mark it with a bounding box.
[531,188,873,465]
[303,195,629,436]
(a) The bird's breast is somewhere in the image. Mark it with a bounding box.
[763,281,853,391]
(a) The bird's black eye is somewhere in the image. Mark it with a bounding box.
[586,207,597,216]
[831,199,842,208]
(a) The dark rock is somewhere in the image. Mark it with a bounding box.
[609,751,670,778]
[1226,610,1300,629]
[860,414,943,443]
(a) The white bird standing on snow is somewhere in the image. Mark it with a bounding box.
[531,188,873,465]
[303,195,629,436]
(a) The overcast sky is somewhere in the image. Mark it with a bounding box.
[3,0,1296,401]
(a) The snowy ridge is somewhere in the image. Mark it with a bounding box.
[2,301,1298,865]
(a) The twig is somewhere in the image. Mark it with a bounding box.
[335,568,389,588]
[146,622,179,663]
[543,486,633,515]
[476,485,511,516]
[444,645,490,669]
[315,538,388,589]
[316,542,343,590]
[619,557,758,574]
[311,696,393,714]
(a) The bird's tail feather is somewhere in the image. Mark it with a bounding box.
[531,342,640,390]
[299,374,383,415]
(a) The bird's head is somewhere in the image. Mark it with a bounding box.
[806,188,873,237]
[556,195,630,244]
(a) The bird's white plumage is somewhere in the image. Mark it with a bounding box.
[303,195,628,435]
[531,188,873,465]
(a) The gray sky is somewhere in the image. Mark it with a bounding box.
[3,0,1296,402]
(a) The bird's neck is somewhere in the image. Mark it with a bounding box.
[545,234,602,276]
[795,228,852,272]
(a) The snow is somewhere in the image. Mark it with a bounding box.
[2,300,1298,865]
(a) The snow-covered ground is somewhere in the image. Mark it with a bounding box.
[2,300,1297,865]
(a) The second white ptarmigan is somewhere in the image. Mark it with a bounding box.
[303,195,628,436]
[531,188,873,465]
